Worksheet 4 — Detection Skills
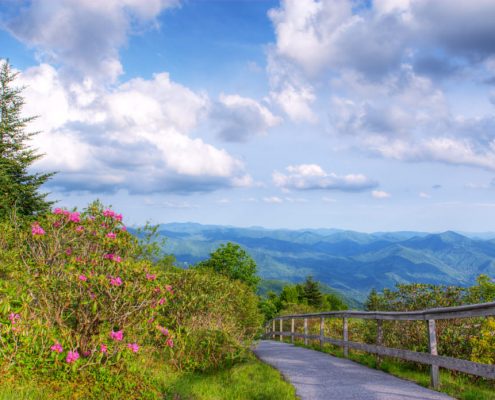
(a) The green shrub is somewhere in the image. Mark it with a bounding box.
[162,268,262,371]
[0,202,173,376]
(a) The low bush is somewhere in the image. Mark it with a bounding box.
[162,268,262,371]
[0,202,173,379]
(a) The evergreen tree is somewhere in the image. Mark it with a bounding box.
[0,60,54,219]
[302,276,323,307]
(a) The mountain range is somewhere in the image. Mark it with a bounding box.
[155,223,495,302]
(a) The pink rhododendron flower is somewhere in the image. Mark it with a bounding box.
[66,351,80,363]
[50,342,63,353]
[53,221,62,228]
[103,209,115,218]
[113,255,122,263]
[104,253,114,260]
[53,208,64,215]
[76,225,84,232]
[78,274,88,282]
[121,226,127,232]
[110,330,123,341]
[109,276,122,286]
[166,338,174,348]
[158,298,166,305]
[115,213,123,222]
[83,350,91,357]
[127,343,139,353]
[65,248,72,256]
[9,313,20,324]
[165,285,174,294]
[106,232,117,239]
[31,223,45,236]
[100,344,108,353]
[158,326,169,336]
[69,212,81,223]
[146,273,156,281]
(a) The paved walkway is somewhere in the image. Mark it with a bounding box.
[253,341,454,400]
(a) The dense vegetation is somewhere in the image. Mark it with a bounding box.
[259,276,348,321]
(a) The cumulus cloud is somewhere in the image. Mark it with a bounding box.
[266,0,495,171]
[371,190,391,199]
[19,64,251,194]
[273,164,377,192]
[3,0,179,82]
[212,94,281,142]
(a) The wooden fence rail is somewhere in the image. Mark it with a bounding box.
[263,301,495,389]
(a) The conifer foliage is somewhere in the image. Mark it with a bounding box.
[0,60,53,219]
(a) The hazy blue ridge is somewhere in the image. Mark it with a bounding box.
[154,223,495,302]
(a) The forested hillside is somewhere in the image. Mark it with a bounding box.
[157,223,495,301]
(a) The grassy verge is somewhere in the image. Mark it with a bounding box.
[290,339,494,400]
[0,351,297,400]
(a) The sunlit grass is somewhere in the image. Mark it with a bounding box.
[0,352,297,400]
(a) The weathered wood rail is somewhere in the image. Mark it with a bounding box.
[263,302,495,389]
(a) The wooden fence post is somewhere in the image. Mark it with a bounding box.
[343,317,349,358]
[304,318,308,345]
[279,319,283,342]
[427,319,440,389]
[376,319,383,366]
[272,319,275,340]
[320,317,324,349]
[291,318,295,344]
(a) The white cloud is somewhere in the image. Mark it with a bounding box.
[263,196,284,204]
[419,192,431,199]
[266,0,495,172]
[273,164,377,191]
[212,93,281,142]
[19,64,251,193]
[371,190,391,199]
[5,0,179,82]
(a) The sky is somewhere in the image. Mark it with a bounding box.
[1,0,495,232]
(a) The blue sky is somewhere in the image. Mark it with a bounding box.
[1,0,495,232]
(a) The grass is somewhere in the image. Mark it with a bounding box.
[0,351,297,400]
[290,339,495,400]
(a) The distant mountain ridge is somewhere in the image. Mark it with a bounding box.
[156,223,495,301]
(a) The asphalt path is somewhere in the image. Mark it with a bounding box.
[253,340,455,400]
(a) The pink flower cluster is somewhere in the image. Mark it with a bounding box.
[66,350,80,363]
[146,273,156,281]
[106,232,117,239]
[166,338,174,348]
[50,342,63,353]
[100,344,108,353]
[110,330,123,341]
[104,253,122,263]
[9,313,20,325]
[31,223,45,236]
[103,209,123,221]
[53,208,80,223]
[158,326,169,336]
[78,274,88,282]
[109,276,122,286]
[127,343,139,353]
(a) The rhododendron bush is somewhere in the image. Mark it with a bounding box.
[0,202,174,373]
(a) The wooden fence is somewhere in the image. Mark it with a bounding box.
[263,302,495,389]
